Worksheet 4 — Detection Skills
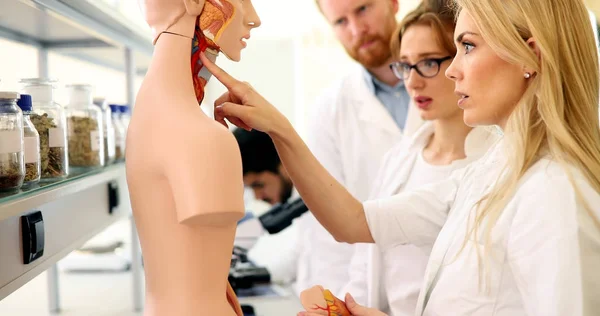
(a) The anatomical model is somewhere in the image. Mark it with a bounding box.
[127,0,260,315]
[301,285,352,316]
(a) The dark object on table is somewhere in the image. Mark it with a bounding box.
[258,197,308,234]
[230,246,271,291]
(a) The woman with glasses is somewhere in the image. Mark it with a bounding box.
[199,0,600,313]
[341,2,497,315]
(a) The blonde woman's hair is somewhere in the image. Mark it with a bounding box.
[453,0,600,288]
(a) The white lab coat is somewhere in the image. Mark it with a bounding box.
[343,123,499,314]
[294,65,423,296]
[365,139,600,316]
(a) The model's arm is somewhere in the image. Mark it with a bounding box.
[166,124,245,226]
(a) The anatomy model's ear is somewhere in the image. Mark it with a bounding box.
[183,0,206,16]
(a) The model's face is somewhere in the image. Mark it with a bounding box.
[216,0,261,61]
[445,10,528,127]
[399,25,461,122]
[319,0,398,68]
[243,171,293,205]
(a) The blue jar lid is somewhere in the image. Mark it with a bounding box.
[119,105,130,114]
[109,104,120,113]
[17,94,33,111]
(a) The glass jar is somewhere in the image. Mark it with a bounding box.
[110,104,126,162]
[65,84,104,170]
[94,97,116,165]
[0,92,25,192]
[119,105,130,134]
[17,94,41,187]
[20,78,69,181]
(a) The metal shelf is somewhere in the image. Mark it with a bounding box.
[0,0,153,74]
[0,163,132,302]
[0,163,126,222]
[0,0,145,312]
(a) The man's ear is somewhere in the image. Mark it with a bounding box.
[391,0,399,15]
[183,0,206,16]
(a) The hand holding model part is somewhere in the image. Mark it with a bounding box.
[298,285,387,316]
[199,52,291,134]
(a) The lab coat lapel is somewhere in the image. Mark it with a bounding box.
[366,150,416,310]
[415,141,505,315]
[378,123,435,197]
[368,123,435,310]
[351,74,402,138]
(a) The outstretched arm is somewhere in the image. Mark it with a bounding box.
[199,53,373,243]
[199,53,457,249]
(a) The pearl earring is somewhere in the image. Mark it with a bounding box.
[524,72,531,79]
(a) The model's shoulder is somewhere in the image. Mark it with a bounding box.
[173,113,240,157]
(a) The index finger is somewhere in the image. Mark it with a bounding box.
[200,52,239,89]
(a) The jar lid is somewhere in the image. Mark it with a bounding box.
[0,91,20,100]
[109,104,120,113]
[93,97,108,108]
[66,84,93,105]
[19,78,57,85]
[17,94,33,111]
[119,105,130,113]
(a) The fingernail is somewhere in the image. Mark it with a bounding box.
[345,293,355,304]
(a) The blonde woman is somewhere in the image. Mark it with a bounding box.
[341,2,498,315]
[200,0,600,314]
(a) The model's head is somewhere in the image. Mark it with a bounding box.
[317,0,399,68]
[200,0,261,61]
[451,0,600,275]
[138,0,204,44]
[390,0,460,122]
[139,0,261,61]
[233,128,293,205]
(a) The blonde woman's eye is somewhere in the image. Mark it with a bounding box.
[462,42,475,54]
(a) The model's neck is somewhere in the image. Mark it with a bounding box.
[147,34,198,98]
[145,16,219,106]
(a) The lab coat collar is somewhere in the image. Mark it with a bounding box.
[406,122,500,160]
[384,124,499,196]
[351,67,402,137]
[362,67,405,94]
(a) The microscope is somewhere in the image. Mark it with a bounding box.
[229,197,309,291]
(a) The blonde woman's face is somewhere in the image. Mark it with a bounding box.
[445,10,528,128]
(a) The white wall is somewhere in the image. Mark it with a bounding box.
[201,0,423,137]
[0,0,423,124]
[203,38,297,126]
[0,38,39,91]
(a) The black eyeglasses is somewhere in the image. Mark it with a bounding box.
[389,56,453,80]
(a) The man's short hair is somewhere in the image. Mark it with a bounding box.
[233,128,281,175]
